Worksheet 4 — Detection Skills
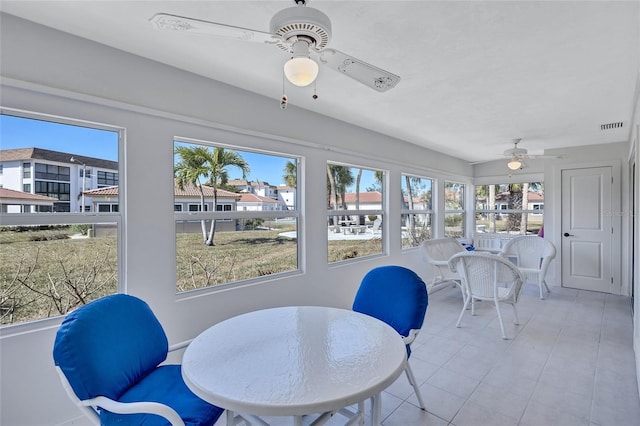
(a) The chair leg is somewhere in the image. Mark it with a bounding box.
[404,362,426,410]
[495,301,507,339]
[538,276,545,300]
[456,294,470,328]
[543,278,551,294]
[457,282,467,306]
[511,302,520,325]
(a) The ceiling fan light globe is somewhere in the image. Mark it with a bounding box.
[284,57,319,87]
[507,159,522,170]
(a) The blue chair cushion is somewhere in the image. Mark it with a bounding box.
[100,364,224,426]
[53,294,169,401]
[352,265,428,346]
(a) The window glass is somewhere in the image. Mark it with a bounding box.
[401,174,433,248]
[327,163,384,262]
[0,112,120,326]
[174,140,299,292]
[475,182,544,234]
[444,181,465,238]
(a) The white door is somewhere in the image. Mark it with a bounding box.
[561,166,613,293]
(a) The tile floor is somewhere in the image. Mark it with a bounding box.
[219,283,640,426]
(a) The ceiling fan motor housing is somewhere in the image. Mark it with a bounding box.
[270,5,332,51]
[504,147,528,157]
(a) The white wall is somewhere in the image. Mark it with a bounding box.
[0,13,473,425]
[631,70,640,407]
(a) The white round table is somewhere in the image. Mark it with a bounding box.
[182,306,407,425]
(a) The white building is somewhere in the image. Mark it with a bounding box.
[0,148,118,213]
[237,192,281,211]
[276,185,296,210]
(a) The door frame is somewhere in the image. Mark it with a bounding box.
[551,159,623,295]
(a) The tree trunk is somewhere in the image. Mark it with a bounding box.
[206,189,218,245]
[327,164,339,226]
[405,175,415,229]
[489,184,496,233]
[520,182,529,234]
[198,184,207,243]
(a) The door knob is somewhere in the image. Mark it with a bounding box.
[563,232,574,237]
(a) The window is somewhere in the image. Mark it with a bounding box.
[327,163,384,262]
[215,204,232,211]
[475,182,544,234]
[97,170,118,186]
[531,203,544,214]
[444,181,465,238]
[174,204,183,212]
[80,168,92,179]
[97,203,118,213]
[188,203,208,212]
[0,111,121,327]
[401,174,433,248]
[35,163,70,181]
[174,140,299,292]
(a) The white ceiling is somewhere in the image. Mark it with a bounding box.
[1,0,638,163]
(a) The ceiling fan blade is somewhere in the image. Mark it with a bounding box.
[318,48,400,92]
[150,13,279,44]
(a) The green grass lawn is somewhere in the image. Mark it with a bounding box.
[1,225,383,325]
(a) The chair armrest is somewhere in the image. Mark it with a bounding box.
[168,339,193,352]
[403,329,420,346]
[82,396,186,426]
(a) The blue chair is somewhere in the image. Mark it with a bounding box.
[53,294,224,426]
[352,265,429,410]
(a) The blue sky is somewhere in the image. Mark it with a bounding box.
[1,114,118,161]
[1,114,379,190]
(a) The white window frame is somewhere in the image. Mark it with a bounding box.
[400,173,434,249]
[444,180,466,238]
[0,107,124,332]
[326,161,386,264]
[173,136,302,293]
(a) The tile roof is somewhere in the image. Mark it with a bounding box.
[174,181,240,199]
[83,181,241,199]
[0,188,57,203]
[228,179,273,187]
[0,148,118,170]
[238,193,278,203]
[342,191,382,204]
[82,186,118,196]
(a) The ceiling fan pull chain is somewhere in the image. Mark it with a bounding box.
[281,72,288,109]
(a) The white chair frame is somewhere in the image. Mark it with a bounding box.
[500,236,556,300]
[421,238,467,300]
[449,252,526,339]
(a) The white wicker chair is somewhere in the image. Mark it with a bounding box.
[448,252,526,339]
[500,236,556,299]
[421,238,467,300]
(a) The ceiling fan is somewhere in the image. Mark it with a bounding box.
[149,0,400,94]
[472,139,563,170]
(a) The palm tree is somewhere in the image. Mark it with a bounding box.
[282,160,297,188]
[174,145,211,243]
[355,168,363,224]
[174,145,249,246]
[202,147,249,245]
[326,164,353,225]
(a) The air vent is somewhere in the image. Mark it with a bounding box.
[601,122,624,130]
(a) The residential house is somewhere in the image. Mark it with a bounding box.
[0,187,56,213]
